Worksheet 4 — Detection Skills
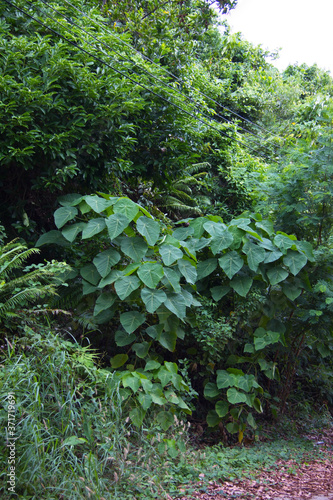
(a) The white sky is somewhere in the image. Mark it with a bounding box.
[220,0,333,74]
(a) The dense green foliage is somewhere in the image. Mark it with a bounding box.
[1,0,333,497]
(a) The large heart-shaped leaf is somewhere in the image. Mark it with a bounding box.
[267,266,289,285]
[196,259,217,280]
[136,216,160,245]
[80,264,100,285]
[62,223,86,242]
[157,330,177,351]
[204,382,220,399]
[219,251,244,279]
[130,407,146,427]
[242,242,266,271]
[132,341,150,358]
[115,276,141,300]
[113,197,139,221]
[203,221,227,237]
[230,276,253,297]
[84,195,115,213]
[93,292,117,316]
[58,193,83,207]
[282,283,302,301]
[121,236,148,261]
[93,249,121,278]
[283,250,307,275]
[210,285,230,301]
[226,388,247,404]
[210,230,234,255]
[177,259,197,284]
[164,292,187,319]
[137,262,164,288]
[106,213,129,240]
[110,353,129,369]
[82,218,106,239]
[115,330,136,346]
[215,400,229,418]
[36,230,69,247]
[162,268,181,292]
[54,206,78,229]
[160,245,183,266]
[274,234,295,252]
[120,311,146,334]
[141,287,167,313]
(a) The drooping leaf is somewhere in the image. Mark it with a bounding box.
[141,287,167,313]
[137,393,152,411]
[115,330,136,346]
[106,213,129,240]
[99,269,123,288]
[206,410,221,427]
[113,197,139,221]
[172,226,194,240]
[120,236,148,261]
[80,264,100,285]
[120,311,146,334]
[82,218,106,239]
[115,276,141,300]
[204,382,220,399]
[136,216,160,245]
[93,292,117,316]
[137,262,164,288]
[196,259,217,280]
[190,217,208,238]
[93,249,121,278]
[54,206,78,229]
[58,194,83,207]
[264,249,283,263]
[162,267,181,292]
[255,220,274,236]
[164,292,187,319]
[215,400,229,418]
[110,353,128,368]
[210,285,230,301]
[36,230,69,247]
[267,266,289,285]
[283,250,307,275]
[177,259,197,284]
[62,223,86,242]
[218,251,244,279]
[157,330,177,351]
[242,242,266,271]
[159,244,183,266]
[132,341,150,358]
[282,283,302,301]
[230,276,253,297]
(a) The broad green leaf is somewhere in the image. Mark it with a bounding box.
[137,262,164,288]
[106,213,129,240]
[129,407,146,427]
[226,422,240,434]
[110,353,128,368]
[193,237,212,251]
[113,197,139,221]
[120,311,146,334]
[78,200,91,214]
[177,259,197,284]
[216,370,232,389]
[80,264,100,285]
[282,283,302,301]
[218,251,244,279]
[93,292,116,316]
[141,287,167,313]
[242,242,266,271]
[283,250,307,275]
[99,269,123,288]
[84,195,114,213]
[160,244,183,266]
[203,221,227,237]
[172,226,194,240]
[206,410,221,427]
[229,217,251,228]
[136,216,160,245]
[296,241,315,262]
[180,289,193,307]
[82,218,106,239]
[164,292,187,319]
[255,220,274,236]
[274,234,294,252]
[210,231,234,255]
[230,276,253,297]
[137,393,152,411]
[196,259,217,280]
[132,341,150,358]
[190,217,209,238]
[93,249,121,278]
[122,263,141,276]
[150,384,167,404]
[146,324,164,339]
[122,373,141,392]
[145,360,161,371]
[162,267,181,292]
[115,276,141,300]
[210,285,231,301]
[157,330,177,351]
[247,413,257,429]
[121,236,148,261]
[156,411,174,431]
[204,382,220,399]
[264,249,283,263]
[227,387,247,404]
[58,194,83,206]
[82,280,98,296]
[36,230,69,247]
[267,266,289,285]
[54,206,78,229]
[115,330,136,346]
[62,222,85,242]
[94,308,115,324]
[215,400,229,418]
[61,436,87,447]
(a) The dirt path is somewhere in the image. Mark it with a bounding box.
[175,430,333,500]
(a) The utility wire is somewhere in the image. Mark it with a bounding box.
[5,0,268,158]
[62,0,277,139]
[34,0,266,146]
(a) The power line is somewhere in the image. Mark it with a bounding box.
[62,0,277,139]
[32,0,267,147]
[5,0,268,157]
